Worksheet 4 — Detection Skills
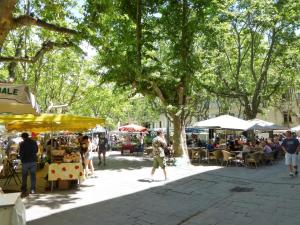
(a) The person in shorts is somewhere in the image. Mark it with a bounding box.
[151,130,167,181]
[282,131,300,176]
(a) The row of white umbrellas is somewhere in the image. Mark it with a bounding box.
[193,115,288,131]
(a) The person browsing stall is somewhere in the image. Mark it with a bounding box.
[19,132,38,197]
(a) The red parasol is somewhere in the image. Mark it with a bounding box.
[119,124,148,132]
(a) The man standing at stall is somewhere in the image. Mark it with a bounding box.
[151,130,167,181]
[19,132,38,197]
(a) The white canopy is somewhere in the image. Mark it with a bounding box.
[291,125,300,132]
[193,115,254,131]
[0,83,39,115]
[247,118,286,131]
[90,125,106,133]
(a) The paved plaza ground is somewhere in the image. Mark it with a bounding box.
[3,151,300,225]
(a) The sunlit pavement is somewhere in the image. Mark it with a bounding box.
[25,152,300,225]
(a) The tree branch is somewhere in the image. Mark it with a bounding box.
[201,83,246,99]
[251,29,277,109]
[224,47,233,73]
[0,41,76,63]
[260,28,277,75]
[13,15,78,35]
[265,79,282,100]
[150,81,167,106]
[250,31,257,81]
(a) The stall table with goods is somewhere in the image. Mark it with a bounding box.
[48,149,84,191]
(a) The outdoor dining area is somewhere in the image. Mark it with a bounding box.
[188,142,284,168]
[188,115,287,168]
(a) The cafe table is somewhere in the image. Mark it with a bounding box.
[0,192,26,225]
[230,150,245,165]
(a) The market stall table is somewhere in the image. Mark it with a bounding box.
[0,193,26,225]
[48,162,84,191]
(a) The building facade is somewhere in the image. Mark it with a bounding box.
[149,91,300,130]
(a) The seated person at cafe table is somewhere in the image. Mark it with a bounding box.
[242,141,252,153]
[233,139,243,150]
[212,140,220,149]
[227,137,235,151]
[237,141,253,161]
[206,140,214,152]
[262,141,273,155]
[272,138,282,159]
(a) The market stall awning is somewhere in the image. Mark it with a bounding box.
[0,114,105,133]
[193,115,254,131]
[0,83,39,115]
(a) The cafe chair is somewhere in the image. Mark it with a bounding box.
[245,153,259,168]
[208,149,223,165]
[221,150,237,167]
[263,151,275,165]
[190,149,200,163]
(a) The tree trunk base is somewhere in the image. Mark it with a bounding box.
[174,155,190,167]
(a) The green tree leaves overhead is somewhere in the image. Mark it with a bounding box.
[202,0,300,119]
[82,0,223,156]
[0,0,299,156]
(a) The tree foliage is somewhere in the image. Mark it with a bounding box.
[201,0,300,119]
[0,0,79,67]
[82,0,224,156]
[0,0,299,157]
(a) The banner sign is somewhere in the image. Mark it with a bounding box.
[0,83,29,104]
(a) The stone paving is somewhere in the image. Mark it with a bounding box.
[20,152,300,225]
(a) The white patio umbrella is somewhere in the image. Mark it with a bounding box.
[193,115,254,131]
[291,125,300,132]
[0,83,39,115]
[247,118,286,131]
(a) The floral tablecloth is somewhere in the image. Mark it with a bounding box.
[48,163,84,181]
